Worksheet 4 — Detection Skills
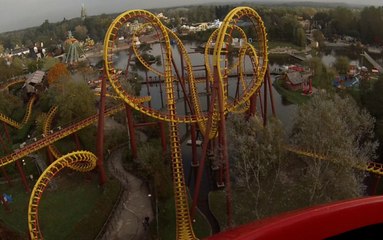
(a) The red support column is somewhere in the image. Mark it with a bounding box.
[191,124,198,167]
[266,67,276,117]
[190,79,218,220]
[125,104,137,160]
[3,123,11,144]
[263,70,268,127]
[371,175,381,195]
[96,74,107,186]
[46,149,55,164]
[1,168,11,186]
[217,66,233,228]
[159,121,167,156]
[73,133,82,150]
[248,93,257,117]
[0,135,11,186]
[16,160,30,192]
[258,91,264,119]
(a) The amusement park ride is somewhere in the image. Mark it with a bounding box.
[0,6,383,240]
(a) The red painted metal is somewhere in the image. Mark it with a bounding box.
[208,196,383,240]
[16,160,30,192]
[125,104,137,160]
[190,79,218,220]
[263,70,268,127]
[73,133,82,150]
[0,167,11,186]
[159,121,167,155]
[3,123,10,144]
[371,175,381,195]
[46,148,54,164]
[134,122,158,128]
[191,123,198,166]
[266,67,276,117]
[96,74,107,185]
[216,66,233,228]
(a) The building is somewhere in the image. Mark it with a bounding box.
[283,71,312,91]
[23,70,45,95]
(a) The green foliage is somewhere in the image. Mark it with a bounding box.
[290,92,377,204]
[334,56,350,74]
[304,56,334,90]
[360,7,383,44]
[295,27,306,47]
[137,142,172,199]
[0,174,121,240]
[45,79,96,125]
[361,75,383,155]
[0,92,22,116]
[41,57,59,71]
[227,93,376,225]
[228,115,289,223]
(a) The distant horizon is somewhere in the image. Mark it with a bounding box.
[0,0,382,34]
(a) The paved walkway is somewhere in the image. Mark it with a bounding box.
[103,148,153,240]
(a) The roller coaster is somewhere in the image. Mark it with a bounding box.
[0,5,382,240]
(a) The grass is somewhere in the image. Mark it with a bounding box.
[268,41,305,51]
[153,195,211,239]
[0,171,121,240]
[209,190,227,231]
[272,78,311,105]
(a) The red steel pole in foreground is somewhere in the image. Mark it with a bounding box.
[96,74,107,185]
[216,66,233,228]
[125,104,137,160]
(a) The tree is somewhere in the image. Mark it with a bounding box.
[227,92,377,226]
[295,27,306,47]
[312,29,325,48]
[290,92,377,205]
[228,115,288,224]
[74,25,88,41]
[334,56,350,75]
[41,57,59,71]
[46,63,70,85]
[0,44,4,55]
[45,79,96,125]
[361,75,383,156]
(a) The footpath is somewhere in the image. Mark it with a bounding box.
[100,148,153,240]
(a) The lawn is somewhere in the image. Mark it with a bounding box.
[272,77,311,105]
[153,195,212,239]
[0,171,121,240]
[209,190,227,230]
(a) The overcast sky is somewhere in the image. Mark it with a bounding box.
[0,0,382,33]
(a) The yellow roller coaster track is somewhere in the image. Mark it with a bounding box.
[43,106,62,159]
[0,95,36,129]
[104,9,197,239]
[28,151,97,240]
[0,104,124,168]
[104,7,268,239]
[0,78,25,91]
[284,145,383,176]
[132,23,165,77]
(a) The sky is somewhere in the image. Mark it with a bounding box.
[0,0,382,33]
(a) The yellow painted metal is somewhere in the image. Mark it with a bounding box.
[284,145,383,175]
[103,6,269,239]
[0,78,25,90]
[104,9,197,239]
[28,151,97,240]
[132,22,165,77]
[0,105,124,168]
[43,106,62,159]
[0,95,36,129]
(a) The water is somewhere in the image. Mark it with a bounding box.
[109,42,297,130]
[95,42,383,131]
